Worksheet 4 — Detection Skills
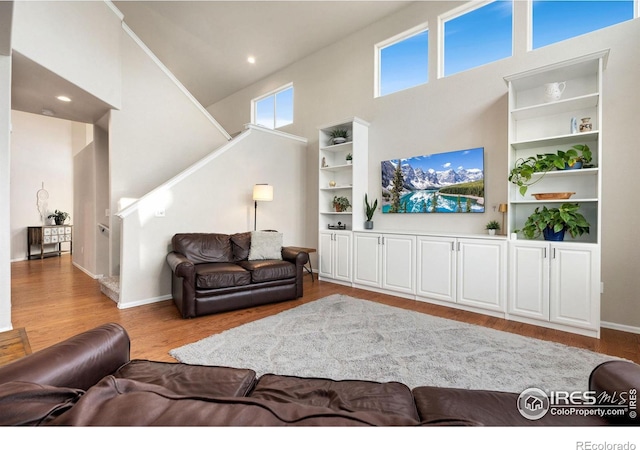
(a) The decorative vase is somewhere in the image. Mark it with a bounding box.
[364,221,373,230]
[579,117,592,133]
[329,180,336,187]
[544,81,566,102]
[563,160,583,170]
[332,137,346,145]
[543,226,566,241]
[55,218,64,225]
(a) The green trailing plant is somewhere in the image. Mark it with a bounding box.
[485,220,501,230]
[332,196,351,212]
[48,210,70,225]
[364,194,378,221]
[518,203,590,240]
[509,144,592,196]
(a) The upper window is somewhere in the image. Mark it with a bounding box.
[441,1,513,77]
[252,83,293,129]
[531,0,635,49]
[376,24,429,97]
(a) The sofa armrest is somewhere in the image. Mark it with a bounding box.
[167,252,195,278]
[282,247,309,267]
[0,323,130,391]
[589,360,640,425]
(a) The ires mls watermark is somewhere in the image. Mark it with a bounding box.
[517,387,637,421]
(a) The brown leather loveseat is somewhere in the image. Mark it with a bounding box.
[166,231,309,318]
[1,323,638,426]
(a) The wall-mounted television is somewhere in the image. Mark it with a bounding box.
[381,147,484,214]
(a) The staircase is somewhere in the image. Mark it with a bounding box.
[99,276,120,303]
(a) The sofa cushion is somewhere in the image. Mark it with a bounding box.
[231,232,252,261]
[113,360,256,397]
[195,263,251,289]
[237,260,296,283]
[248,231,282,260]
[50,376,420,426]
[412,386,609,426]
[250,373,421,423]
[0,381,84,426]
[172,233,233,264]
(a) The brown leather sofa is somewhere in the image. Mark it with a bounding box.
[166,232,309,318]
[1,323,638,426]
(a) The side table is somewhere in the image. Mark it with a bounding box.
[287,246,317,282]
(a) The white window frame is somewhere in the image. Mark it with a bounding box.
[527,0,639,51]
[438,0,514,79]
[251,82,294,130]
[374,22,429,98]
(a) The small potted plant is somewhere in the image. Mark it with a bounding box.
[346,153,352,165]
[332,196,351,212]
[518,203,590,241]
[509,144,591,196]
[485,220,501,236]
[329,128,349,145]
[364,194,378,229]
[48,210,70,225]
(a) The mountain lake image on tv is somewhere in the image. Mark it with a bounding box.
[381,147,484,214]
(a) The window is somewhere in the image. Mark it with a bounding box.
[376,24,429,97]
[531,0,635,50]
[441,1,513,77]
[252,84,293,129]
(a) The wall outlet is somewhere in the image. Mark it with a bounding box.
[155,208,165,217]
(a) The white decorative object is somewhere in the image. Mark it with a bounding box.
[248,231,283,261]
[544,81,566,102]
[36,182,49,224]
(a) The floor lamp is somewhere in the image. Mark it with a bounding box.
[253,184,273,231]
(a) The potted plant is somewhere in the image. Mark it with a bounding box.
[518,203,590,241]
[364,194,378,229]
[509,145,591,196]
[48,210,70,225]
[329,128,349,145]
[485,220,500,236]
[332,196,351,212]
[346,153,352,164]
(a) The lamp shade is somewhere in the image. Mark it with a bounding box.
[253,184,273,202]
[498,203,508,213]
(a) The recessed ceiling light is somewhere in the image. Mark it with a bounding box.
[247,56,256,64]
[56,95,71,102]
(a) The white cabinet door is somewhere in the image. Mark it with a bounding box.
[334,232,352,283]
[550,244,599,331]
[353,232,381,287]
[318,231,334,279]
[457,239,506,312]
[416,236,456,303]
[382,234,415,295]
[508,242,550,321]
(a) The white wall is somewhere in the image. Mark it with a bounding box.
[117,126,307,307]
[209,3,640,329]
[10,111,75,261]
[11,1,122,110]
[0,51,11,331]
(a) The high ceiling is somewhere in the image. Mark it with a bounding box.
[114,1,412,107]
[11,1,412,124]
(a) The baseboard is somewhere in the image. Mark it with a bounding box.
[601,321,640,335]
[117,294,172,309]
[72,262,102,279]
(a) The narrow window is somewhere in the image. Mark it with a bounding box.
[441,1,513,77]
[252,84,294,130]
[376,24,429,97]
[531,0,635,50]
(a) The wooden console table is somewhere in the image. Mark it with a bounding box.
[27,225,73,260]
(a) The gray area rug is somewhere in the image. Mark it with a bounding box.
[170,294,620,393]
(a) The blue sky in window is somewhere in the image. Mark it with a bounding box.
[444,0,513,77]
[380,30,429,96]
[533,0,634,49]
[256,95,274,128]
[275,87,293,128]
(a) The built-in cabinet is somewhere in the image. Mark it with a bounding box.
[318,231,352,285]
[353,232,415,296]
[503,51,606,338]
[416,236,506,314]
[508,241,600,336]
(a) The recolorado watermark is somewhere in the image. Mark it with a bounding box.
[576,443,636,450]
[517,387,637,421]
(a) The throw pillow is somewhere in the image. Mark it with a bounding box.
[248,231,283,261]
